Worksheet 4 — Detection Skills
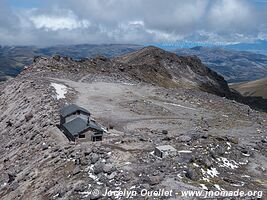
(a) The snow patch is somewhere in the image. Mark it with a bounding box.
[52,193,60,198]
[201,167,219,178]
[177,173,183,179]
[79,191,91,198]
[1,183,7,187]
[242,153,250,157]
[193,163,200,167]
[239,160,249,165]
[241,175,250,178]
[130,185,136,190]
[218,157,239,169]
[88,172,98,181]
[226,142,231,150]
[51,83,68,99]
[87,164,99,181]
[207,167,219,177]
[200,184,208,190]
[163,102,197,110]
[214,184,223,191]
[231,181,245,187]
[178,150,192,153]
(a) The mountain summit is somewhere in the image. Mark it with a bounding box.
[115,46,230,96]
[24,46,231,97]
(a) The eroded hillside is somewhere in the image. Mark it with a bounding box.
[231,77,267,100]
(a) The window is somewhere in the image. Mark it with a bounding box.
[79,134,85,138]
[92,135,102,142]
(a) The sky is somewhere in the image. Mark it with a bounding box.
[0,0,267,46]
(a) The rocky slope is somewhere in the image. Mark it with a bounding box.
[174,46,267,83]
[0,44,142,82]
[231,76,267,99]
[0,46,266,200]
[115,46,230,97]
[24,46,231,97]
[22,46,267,112]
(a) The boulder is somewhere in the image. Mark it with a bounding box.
[177,135,192,142]
[91,153,100,164]
[215,146,225,156]
[162,130,168,135]
[8,172,16,183]
[25,113,33,122]
[52,55,61,61]
[261,138,267,143]
[227,136,239,144]
[41,143,48,151]
[80,156,90,166]
[93,162,104,175]
[73,182,87,192]
[103,164,115,174]
[149,175,163,185]
[199,157,212,168]
[83,149,92,156]
[185,168,199,181]
[9,180,19,191]
[73,166,81,175]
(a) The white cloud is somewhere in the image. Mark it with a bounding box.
[207,0,254,32]
[30,12,90,31]
[0,0,266,45]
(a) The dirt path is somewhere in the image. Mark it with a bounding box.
[78,74,93,83]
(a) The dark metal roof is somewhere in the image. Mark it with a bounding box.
[62,118,89,136]
[89,121,104,132]
[60,104,90,117]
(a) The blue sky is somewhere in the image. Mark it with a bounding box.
[8,0,45,8]
[1,0,267,46]
[7,0,267,8]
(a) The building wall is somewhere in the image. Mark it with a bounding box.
[154,148,163,158]
[154,148,176,158]
[60,116,65,125]
[61,126,75,141]
[76,129,94,142]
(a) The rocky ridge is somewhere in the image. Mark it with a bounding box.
[0,46,266,199]
[25,46,231,97]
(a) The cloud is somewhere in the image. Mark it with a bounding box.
[207,0,256,33]
[0,1,21,32]
[30,13,90,31]
[0,0,267,46]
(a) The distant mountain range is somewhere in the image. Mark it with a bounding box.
[1,43,267,84]
[154,40,267,55]
[0,44,142,82]
[174,46,267,83]
[225,40,267,55]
